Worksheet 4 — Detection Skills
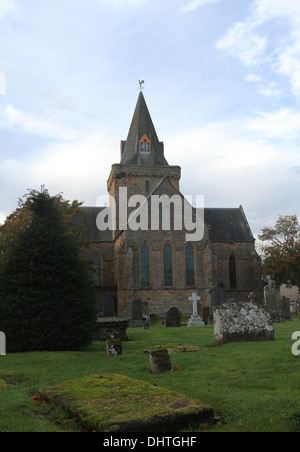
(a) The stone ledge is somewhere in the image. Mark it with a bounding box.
[95,318,131,342]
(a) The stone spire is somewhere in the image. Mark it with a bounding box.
[120,92,169,166]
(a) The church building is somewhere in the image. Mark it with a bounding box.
[77,92,263,318]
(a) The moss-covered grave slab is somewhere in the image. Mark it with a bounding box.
[38,374,213,432]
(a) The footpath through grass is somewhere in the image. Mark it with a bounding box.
[0,318,300,432]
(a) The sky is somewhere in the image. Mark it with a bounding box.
[0,0,300,239]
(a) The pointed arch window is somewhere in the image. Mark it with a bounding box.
[140,244,150,287]
[185,244,195,286]
[93,256,101,287]
[229,255,237,289]
[163,244,173,287]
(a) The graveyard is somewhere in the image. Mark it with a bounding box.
[0,315,300,432]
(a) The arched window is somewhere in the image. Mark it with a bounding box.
[185,244,195,286]
[229,255,237,289]
[163,244,173,287]
[93,256,101,287]
[140,244,150,287]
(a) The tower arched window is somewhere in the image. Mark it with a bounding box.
[163,244,173,287]
[93,256,101,287]
[229,255,237,289]
[185,244,195,286]
[140,244,150,287]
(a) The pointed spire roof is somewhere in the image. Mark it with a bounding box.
[120,92,169,166]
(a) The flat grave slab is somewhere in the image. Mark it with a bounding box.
[39,374,213,432]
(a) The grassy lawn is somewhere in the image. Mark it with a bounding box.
[0,318,300,432]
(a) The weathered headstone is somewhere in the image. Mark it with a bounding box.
[131,299,143,326]
[150,314,157,324]
[149,349,172,373]
[106,339,123,356]
[282,296,291,321]
[202,307,210,325]
[166,307,181,327]
[209,286,224,320]
[0,332,5,356]
[187,293,205,327]
[214,301,275,345]
[264,282,285,322]
[143,320,150,330]
[103,296,116,317]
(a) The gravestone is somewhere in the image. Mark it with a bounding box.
[0,332,5,356]
[187,293,205,327]
[209,286,224,320]
[149,349,172,374]
[214,301,275,345]
[264,282,285,322]
[103,296,116,317]
[166,307,181,327]
[106,339,123,356]
[150,314,157,324]
[131,299,143,326]
[282,296,291,321]
[202,307,210,325]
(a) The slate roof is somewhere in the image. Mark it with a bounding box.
[76,206,254,243]
[204,207,254,242]
[120,92,169,166]
[75,207,113,242]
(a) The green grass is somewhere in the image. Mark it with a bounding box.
[1,318,300,432]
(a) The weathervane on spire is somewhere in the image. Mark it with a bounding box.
[139,80,145,91]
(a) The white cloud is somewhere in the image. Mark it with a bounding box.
[216,21,267,67]
[0,103,79,141]
[0,0,15,18]
[165,119,300,237]
[245,74,262,83]
[259,81,283,98]
[0,131,118,225]
[216,0,300,98]
[244,108,300,140]
[183,0,221,12]
[97,0,147,8]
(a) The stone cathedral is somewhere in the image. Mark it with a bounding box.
[77,92,263,318]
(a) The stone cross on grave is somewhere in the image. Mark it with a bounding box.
[187,292,205,327]
[190,292,200,316]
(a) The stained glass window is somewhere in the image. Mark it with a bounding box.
[229,255,237,289]
[163,244,173,287]
[141,244,150,287]
[94,256,101,287]
[185,244,195,286]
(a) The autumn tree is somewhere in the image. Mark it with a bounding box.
[258,215,300,289]
[0,189,96,352]
[0,192,85,266]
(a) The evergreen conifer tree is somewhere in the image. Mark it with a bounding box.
[0,189,96,352]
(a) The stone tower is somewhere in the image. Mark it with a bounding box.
[107,92,181,236]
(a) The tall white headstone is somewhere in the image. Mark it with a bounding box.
[0,332,6,356]
[187,293,205,327]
